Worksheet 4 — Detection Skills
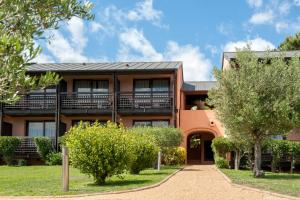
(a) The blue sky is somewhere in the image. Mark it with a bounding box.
[35,0,300,81]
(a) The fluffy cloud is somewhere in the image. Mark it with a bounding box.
[32,53,54,63]
[118,28,213,81]
[224,37,275,52]
[275,22,289,33]
[67,17,87,51]
[90,22,103,33]
[127,0,162,22]
[249,12,274,24]
[247,0,263,8]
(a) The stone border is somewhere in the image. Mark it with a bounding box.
[214,166,300,200]
[1,167,184,199]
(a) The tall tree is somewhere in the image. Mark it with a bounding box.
[279,32,300,50]
[209,50,300,177]
[0,0,94,103]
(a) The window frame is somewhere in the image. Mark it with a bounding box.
[73,79,109,93]
[133,78,170,93]
[26,120,56,137]
[132,120,170,127]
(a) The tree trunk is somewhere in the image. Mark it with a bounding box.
[253,139,264,178]
[234,150,241,170]
[290,156,295,174]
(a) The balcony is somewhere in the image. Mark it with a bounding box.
[3,93,56,115]
[117,91,173,115]
[60,92,113,115]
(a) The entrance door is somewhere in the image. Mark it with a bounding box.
[187,134,201,164]
[204,140,214,161]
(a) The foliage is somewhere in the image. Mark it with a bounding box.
[130,127,183,150]
[46,152,62,166]
[209,49,300,177]
[162,147,186,165]
[279,32,300,50]
[266,140,289,172]
[65,122,134,185]
[0,0,93,103]
[129,131,158,174]
[18,159,27,166]
[0,136,21,165]
[34,137,53,161]
[211,137,233,158]
[215,157,229,169]
[287,141,300,173]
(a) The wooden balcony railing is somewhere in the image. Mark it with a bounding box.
[3,93,56,111]
[117,91,173,113]
[60,92,113,112]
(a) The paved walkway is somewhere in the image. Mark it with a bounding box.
[1,165,298,200]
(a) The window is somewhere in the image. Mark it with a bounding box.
[72,120,107,126]
[74,80,109,93]
[134,79,169,92]
[27,121,55,137]
[133,120,169,127]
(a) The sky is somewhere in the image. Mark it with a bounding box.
[35,0,300,81]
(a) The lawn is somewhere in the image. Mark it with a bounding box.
[221,169,300,197]
[0,165,180,196]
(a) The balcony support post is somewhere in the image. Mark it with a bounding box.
[112,73,117,123]
[0,103,3,136]
[55,83,61,151]
[172,73,176,127]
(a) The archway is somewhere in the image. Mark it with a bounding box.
[186,131,215,164]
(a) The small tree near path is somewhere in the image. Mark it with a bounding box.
[209,50,300,177]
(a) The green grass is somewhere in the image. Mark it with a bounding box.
[0,165,180,196]
[221,169,300,197]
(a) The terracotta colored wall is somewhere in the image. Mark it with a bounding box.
[287,128,300,141]
[222,58,231,70]
[176,65,184,127]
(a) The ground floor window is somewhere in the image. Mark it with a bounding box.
[27,121,55,137]
[133,120,169,127]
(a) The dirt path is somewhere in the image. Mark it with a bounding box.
[1,165,298,200]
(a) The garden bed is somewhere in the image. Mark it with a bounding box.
[221,169,300,197]
[0,165,181,196]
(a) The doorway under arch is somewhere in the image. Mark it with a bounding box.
[187,132,215,164]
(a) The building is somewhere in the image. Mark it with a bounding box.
[1,50,299,164]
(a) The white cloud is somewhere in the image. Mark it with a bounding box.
[217,23,233,36]
[127,0,162,22]
[118,28,212,81]
[118,28,163,61]
[247,0,263,8]
[294,0,300,6]
[224,37,275,52]
[90,22,103,33]
[205,45,219,56]
[278,1,291,15]
[249,12,274,24]
[67,17,87,51]
[32,53,54,63]
[275,22,288,33]
[46,31,90,63]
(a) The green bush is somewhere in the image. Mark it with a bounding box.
[46,152,62,165]
[130,127,182,149]
[129,132,158,174]
[211,137,233,158]
[215,157,229,169]
[162,147,186,165]
[34,137,53,161]
[18,159,27,166]
[65,122,134,185]
[0,136,21,165]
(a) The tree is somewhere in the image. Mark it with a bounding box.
[0,0,93,103]
[279,32,300,50]
[209,50,300,177]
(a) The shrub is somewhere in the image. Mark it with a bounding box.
[46,152,62,165]
[130,127,182,149]
[211,137,233,158]
[215,157,229,169]
[18,159,27,166]
[0,136,21,165]
[162,147,186,165]
[65,122,134,185]
[129,132,158,174]
[34,137,53,161]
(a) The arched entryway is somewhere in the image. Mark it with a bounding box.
[187,132,215,164]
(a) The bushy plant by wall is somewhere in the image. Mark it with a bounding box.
[287,141,300,173]
[129,131,159,174]
[65,122,134,185]
[46,152,62,165]
[211,137,232,159]
[34,137,54,161]
[162,147,186,165]
[0,136,21,165]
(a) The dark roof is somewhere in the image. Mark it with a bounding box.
[223,50,300,60]
[28,61,182,72]
[183,81,216,91]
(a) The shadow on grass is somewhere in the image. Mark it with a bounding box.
[139,172,169,176]
[264,174,300,180]
[87,179,151,187]
[182,168,202,172]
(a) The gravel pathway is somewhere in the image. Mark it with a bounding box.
[1,165,298,200]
